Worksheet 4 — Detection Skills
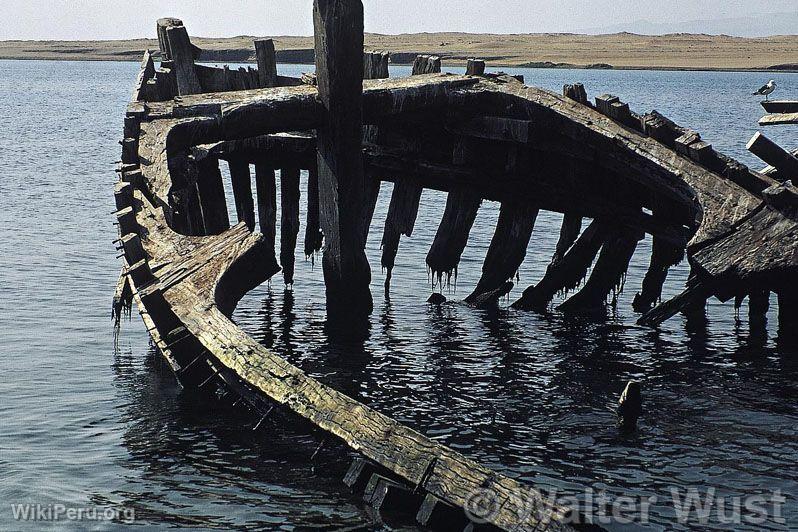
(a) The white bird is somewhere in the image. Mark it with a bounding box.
[753,80,777,100]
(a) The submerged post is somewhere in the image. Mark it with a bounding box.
[313,0,373,316]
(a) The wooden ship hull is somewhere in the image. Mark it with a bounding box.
[113,10,798,531]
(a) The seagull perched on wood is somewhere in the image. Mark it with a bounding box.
[753,80,777,100]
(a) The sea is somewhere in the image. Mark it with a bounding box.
[0,59,796,531]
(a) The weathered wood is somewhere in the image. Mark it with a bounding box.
[563,83,589,105]
[618,381,642,433]
[304,163,324,257]
[551,214,582,266]
[165,25,202,96]
[254,39,279,88]
[748,290,770,325]
[762,100,798,114]
[466,202,537,303]
[361,51,390,243]
[637,279,712,327]
[364,50,390,79]
[380,181,423,277]
[445,115,533,143]
[747,131,798,180]
[195,157,230,235]
[426,189,482,287]
[228,159,256,230]
[314,0,372,315]
[632,235,685,312]
[279,167,301,286]
[156,18,183,59]
[132,50,156,101]
[412,54,441,75]
[513,220,607,311]
[254,162,280,276]
[466,58,486,76]
[760,112,798,126]
[558,226,643,312]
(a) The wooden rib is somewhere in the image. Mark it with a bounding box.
[303,162,323,257]
[426,188,482,288]
[466,201,537,303]
[558,226,643,313]
[254,162,280,277]
[228,158,256,231]
[632,235,685,312]
[512,220,608,311]
[279,167,301,286]
[195,157,230,235]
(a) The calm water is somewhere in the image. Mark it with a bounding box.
[0,59,796,531]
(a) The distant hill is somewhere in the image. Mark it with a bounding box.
[582,12,798,38]
[2,32,798,71]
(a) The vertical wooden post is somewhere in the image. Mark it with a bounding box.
[195,158,230,235]
[362,51,390,243]
[254,39,279,88]
[255,162,280,275]
[304,162,324,257]
[165,24,202,95]
[280,168,301,285]
[228,159,256,231]
[313,0,373,315]
[465,59,485,76]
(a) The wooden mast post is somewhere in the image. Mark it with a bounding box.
[313,0,373,316]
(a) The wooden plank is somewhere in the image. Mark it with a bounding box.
[465,201,537,303]
[313,0,373,315]
[426,188,481,287]
[761,100,798,114]
[228,159,256,231]
[254,162,280,276]
[760,112,798,126]
[254,39,279,88]
[746,131,798,180]
[165,25,202,95]
[279,168,301,286]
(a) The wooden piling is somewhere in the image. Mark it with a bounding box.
[280,168,301,285]
[165,24,202,95]
[195,158,230,235]
[254,162,280,275]
[228,159,256,231]
[254,39,279,88]
[466,202,537,303]
[313,0,373,314]
[559,227,643,312]
[747,131,798,180]
[466,58,486,76]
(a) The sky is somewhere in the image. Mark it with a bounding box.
[1,0,796,40]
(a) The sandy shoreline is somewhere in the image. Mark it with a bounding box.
[2,32,797,72]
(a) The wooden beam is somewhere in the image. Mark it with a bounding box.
[761,100,798,114]
[254,162,280,276]
[313,0,372,315]
[747,131,798,180]
[760,112,798,126]
[228,159,256,231]
[165,25,202,95]
[445,115,533,143]
[426,188,481,287]
[465,201,537,303]
[279,168,301,286]
[254,39,278,88]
